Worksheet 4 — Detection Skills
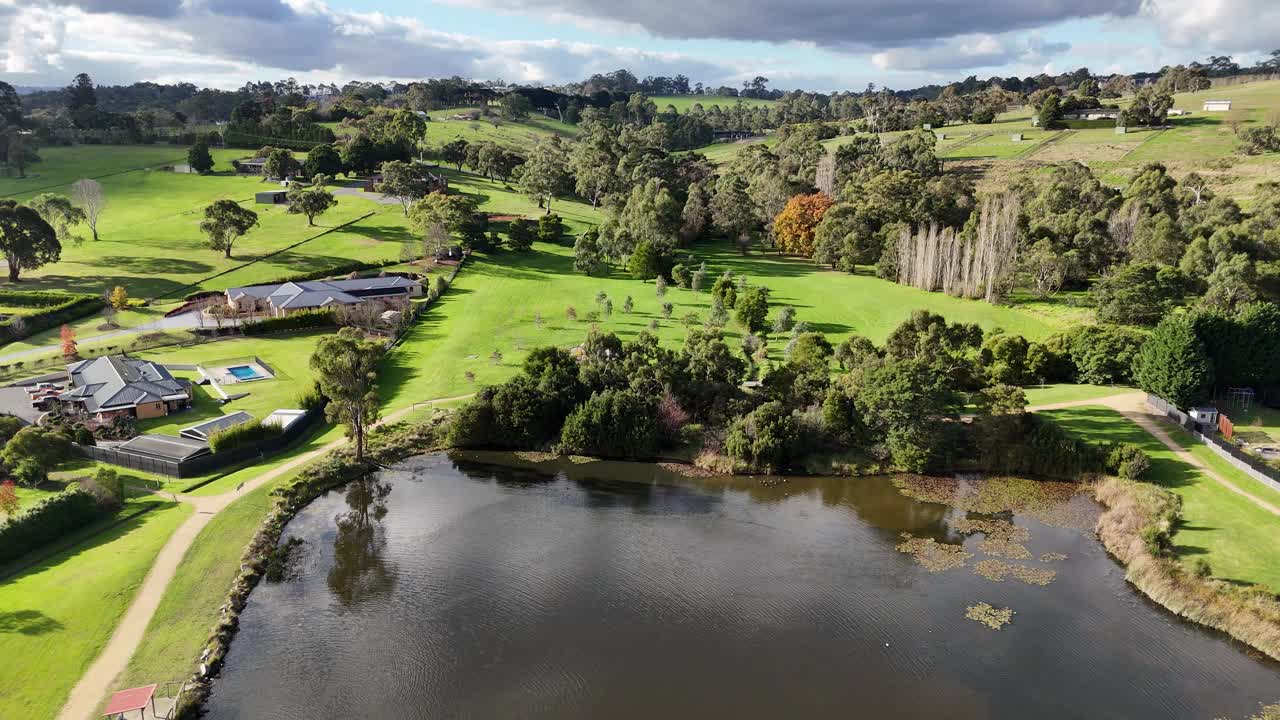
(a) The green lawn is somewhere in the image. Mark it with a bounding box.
[0,145,190,198]
[0,498,191,720]
[1023,383,1130,406]
[1041,405,1280,591]
[383,238,1074,409]
[650,95,776,112]
[3,146,413,300]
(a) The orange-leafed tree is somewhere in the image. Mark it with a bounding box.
[773,192,835,257]
[0,480,18,516]
[60,324,78,361]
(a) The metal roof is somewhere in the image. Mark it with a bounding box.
[179,411,254,441]
[116,434,210,462]
[58,356,188,413]
[226,276,420,311]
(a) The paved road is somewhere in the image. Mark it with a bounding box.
[54,394,472,720]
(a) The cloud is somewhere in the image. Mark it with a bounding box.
[440,0,1138,50]
[1143,0,1280,54]
[1,0,732,88]
[871,32,1070,71]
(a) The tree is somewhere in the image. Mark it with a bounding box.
[0,200,60,282]
[499,92,532,119]
[199,200,259,258]
[311,327,385,462]
[4,132,39,178]
[71,179,106,242]
[710,176,756,241]
[1092,262,1185,325]
[28,193,85,247]
[1,426,71,476]
[519,137,571,213]
[109,285,129,310]
[341,133,379,175]
[441,138,469,171]
[1037,94,1064,130]
[65,72,97,113]
[628,240,661,280]
[734,286,769,333]
[680,182,711,243]
[1019,239,1067,297]
[1134,313,1213,408]
[0,480,17,516]
[0,81,20,126]
[303,143,344,178]
[263,147,299,180]
[508,218,537,251]
[286,184,337,226]
[376,160,434,216]
[773,192,834,257]
[671,263,690,288]
[574,229,603,275]
[408,192,477,238]
[60,324,78,361]
[188,139,214,174]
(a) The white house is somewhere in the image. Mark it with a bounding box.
[1203,99,1232,112]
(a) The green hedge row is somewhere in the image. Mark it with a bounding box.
[245,258,410,290]
[0,488,110,565]
[242,308,336,335]
[0,292,105,342]
[208,418,285,454]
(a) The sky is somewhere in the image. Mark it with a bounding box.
[1,0,1278,93]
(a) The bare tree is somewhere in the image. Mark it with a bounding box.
[337,302,384,331]
[71,179,106,242]
[422,222,449,261]
[814,152,836,196]
[1108,202,1142,256]
[896,193,1020,302]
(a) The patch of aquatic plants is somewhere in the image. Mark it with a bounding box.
[895,533,973,572]
[965,602,1014,630]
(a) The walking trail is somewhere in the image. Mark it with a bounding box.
[57,391,1279,718]
[1030,391,1280,517]
[54,395,471,720]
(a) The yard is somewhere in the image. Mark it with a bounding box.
[1041,405,1280,592]
[0,497,191,720]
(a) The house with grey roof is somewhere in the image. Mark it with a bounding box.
[224,276,422,317]
[58,355,192,421]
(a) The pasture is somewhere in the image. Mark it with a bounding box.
[651,95,777,112]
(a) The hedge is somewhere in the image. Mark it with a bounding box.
[245,258,412,289]
[208,418,285,454]
[242,309,336,335]
[0,291,105,342]
[0,488,110,565]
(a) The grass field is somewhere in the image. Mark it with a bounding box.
[0,498,191,720]
[382,238,1073,408]
[1,147,416,300]
[1042,405,1280,591]
[0,145,190,198]
[650,95,776,112]
[1023,383,1130,406]
[325,107,579,152]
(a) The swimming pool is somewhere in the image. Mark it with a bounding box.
[227,365,262,381]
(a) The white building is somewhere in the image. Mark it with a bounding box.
[1202,99,1232,112]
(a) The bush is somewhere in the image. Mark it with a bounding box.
[94,466,124,501]
[0,291,104,342]
[208,418,285,453]
[297,383,327,413]
[1106,442,1151,479]
[558,389,661,457]
[0,488,110,564]
[243,309,335,335]
[1,427,72,479]
[537,214,564,243]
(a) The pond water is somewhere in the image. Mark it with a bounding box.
[204,453,1279,719]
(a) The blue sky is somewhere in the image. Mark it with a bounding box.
[1,0,1276,91]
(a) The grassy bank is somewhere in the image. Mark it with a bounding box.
[1042,405,1280,591]
[0,499,191,719]
[1093,475,1280,661]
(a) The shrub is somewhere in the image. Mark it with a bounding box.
[537,213,563,243]
[558,389,661,457]
[1,427,72,479]
[0,291,104,342]
[208,418,285,454]
[0,488,109,564]
[297,383,327,413]
[243,309,335,335]
[1106,443,1151,479]
[94,466,125,501]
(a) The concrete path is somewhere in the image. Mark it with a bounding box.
[54,395,467,720]
[1031,391,1280,518]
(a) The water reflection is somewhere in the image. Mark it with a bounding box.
[206,453,1280,720]
[327,477,397,608]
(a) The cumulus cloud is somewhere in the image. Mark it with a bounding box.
[871,32,1070,71]
[1,0,730,87]
[441,0,1138,50]
[1143,0,1280,54]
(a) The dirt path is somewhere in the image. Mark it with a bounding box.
[54,396,464,720]
[1032,391,1280,518]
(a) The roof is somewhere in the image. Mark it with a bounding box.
[103,684,157,717]
[116,434,210,462]
[179,411,254,441]
[59,356,189,413]
[263,408,308,432]
[226,276,420,311]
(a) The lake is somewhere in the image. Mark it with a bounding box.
[204,452,1279,719]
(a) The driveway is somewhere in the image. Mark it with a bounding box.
[0,386,47,424]
[0,310,217,364]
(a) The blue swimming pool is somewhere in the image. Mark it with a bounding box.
[227,365,261,381]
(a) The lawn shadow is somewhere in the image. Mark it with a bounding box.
[0,609,64,636]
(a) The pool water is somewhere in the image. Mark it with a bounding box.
[227,365,261,380]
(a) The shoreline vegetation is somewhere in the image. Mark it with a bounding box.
[1093,476,1280,662]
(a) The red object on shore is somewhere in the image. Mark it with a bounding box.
[103,684,157,717]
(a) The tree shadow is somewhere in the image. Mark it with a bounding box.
[0,609,64,635]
